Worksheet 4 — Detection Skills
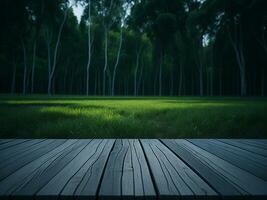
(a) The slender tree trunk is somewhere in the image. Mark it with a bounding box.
[228,23,247,96]
[111,27,123,96]
[134,48,141,96]
[219,68,222,96]
[262,71,265,96]
[159,51,163,96]
[199,62,203,96]
[45,28,52,95]
[86,0,92,96]
[178,62,183,96]
[153,70,158,96]
[210,69,213,96]
[142,80,145,96]
[103,27,108,96]
[137,64,143,95]
[22,40,27,95]
[191,75,194,95]
[48,7,68,96]
[70,72,74,94]
[170,68,173,96]
[124,77,127,95]
[194,44,204,96]
[94,71,97,95]
[31,39,37,93]
[11,62,17,94]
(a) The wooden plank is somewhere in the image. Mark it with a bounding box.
[129,139,155,199]
[219,139,267,157]
[182,140,267,195]
[0,139,14,145]
[0,140,55,169]
[0,139,30,151]
[98,139,129,199]
[161,139,242,196]
[0,139,267,200]
[253,139,267,145]
[61,139,115,199]
[0,139,66,181]
[190,139,267,180]
[36,139,105,200]
[141,139,216,199]
[0,139,77,198]
[210,139,267,167]
[98,139,155,200]
[0,139,45,162]
[235,139,267,150]
[11,139,90,198]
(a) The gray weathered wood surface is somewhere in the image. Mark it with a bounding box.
[0,139,266,200]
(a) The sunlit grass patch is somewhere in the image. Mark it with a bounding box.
[0,95,266,138]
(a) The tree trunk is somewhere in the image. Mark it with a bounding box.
[219,68,222,96]
[134,47,141,96]
[199,62,203,96]
[11,62,17,94]
[94,71,97,95]
[210,69,213,96]
[22,40,27,95]
[159,51,163,96]
[137,64,143,95]
[153,70,158,96]
[142,80,145,96]
[262,71,265,96]
[31,39,37,93]
[86,0,92,96]
[179,62,183,96]
[111,27,123,96]
[103,27,108,96]
[45,28,52,95]
[228,23,247,96]
[170,68,173,96]
[191,75,194,95]
[48,7,68,96]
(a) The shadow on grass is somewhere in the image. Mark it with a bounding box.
[0,102,266,139]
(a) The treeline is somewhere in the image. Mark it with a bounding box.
[0,0,266,96]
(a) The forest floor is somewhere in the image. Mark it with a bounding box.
[0,95,267,138]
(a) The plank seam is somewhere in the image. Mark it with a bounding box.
[139,139,159,199]
[30,140,83,196]
[121,140,130,197]
[185,140,249,194]
[0,139,63,182]
[73,139,108,196]
[159,139,220,196]
[133,140,145,197]
[218,140,267,157]
[95,139,116,200]
[0,139,31,151]
[207,140,267,174]
[15,140,79,196]
[1,139,46,163]
[58,139,103,197]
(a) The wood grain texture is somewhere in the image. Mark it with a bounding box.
[189,139,267,180]
[0,139,266,200]
[99,139,155,200]
[141,139,216,199]
[161,139,242,196]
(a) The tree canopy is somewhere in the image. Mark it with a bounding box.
[0,0,266,96]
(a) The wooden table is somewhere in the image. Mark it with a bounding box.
[0,139,267,199]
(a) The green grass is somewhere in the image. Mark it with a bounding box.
[0,95,267,138]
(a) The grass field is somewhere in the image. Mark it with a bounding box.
[0,95,267,138]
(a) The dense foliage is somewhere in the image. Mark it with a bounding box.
[0,0,266,96]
